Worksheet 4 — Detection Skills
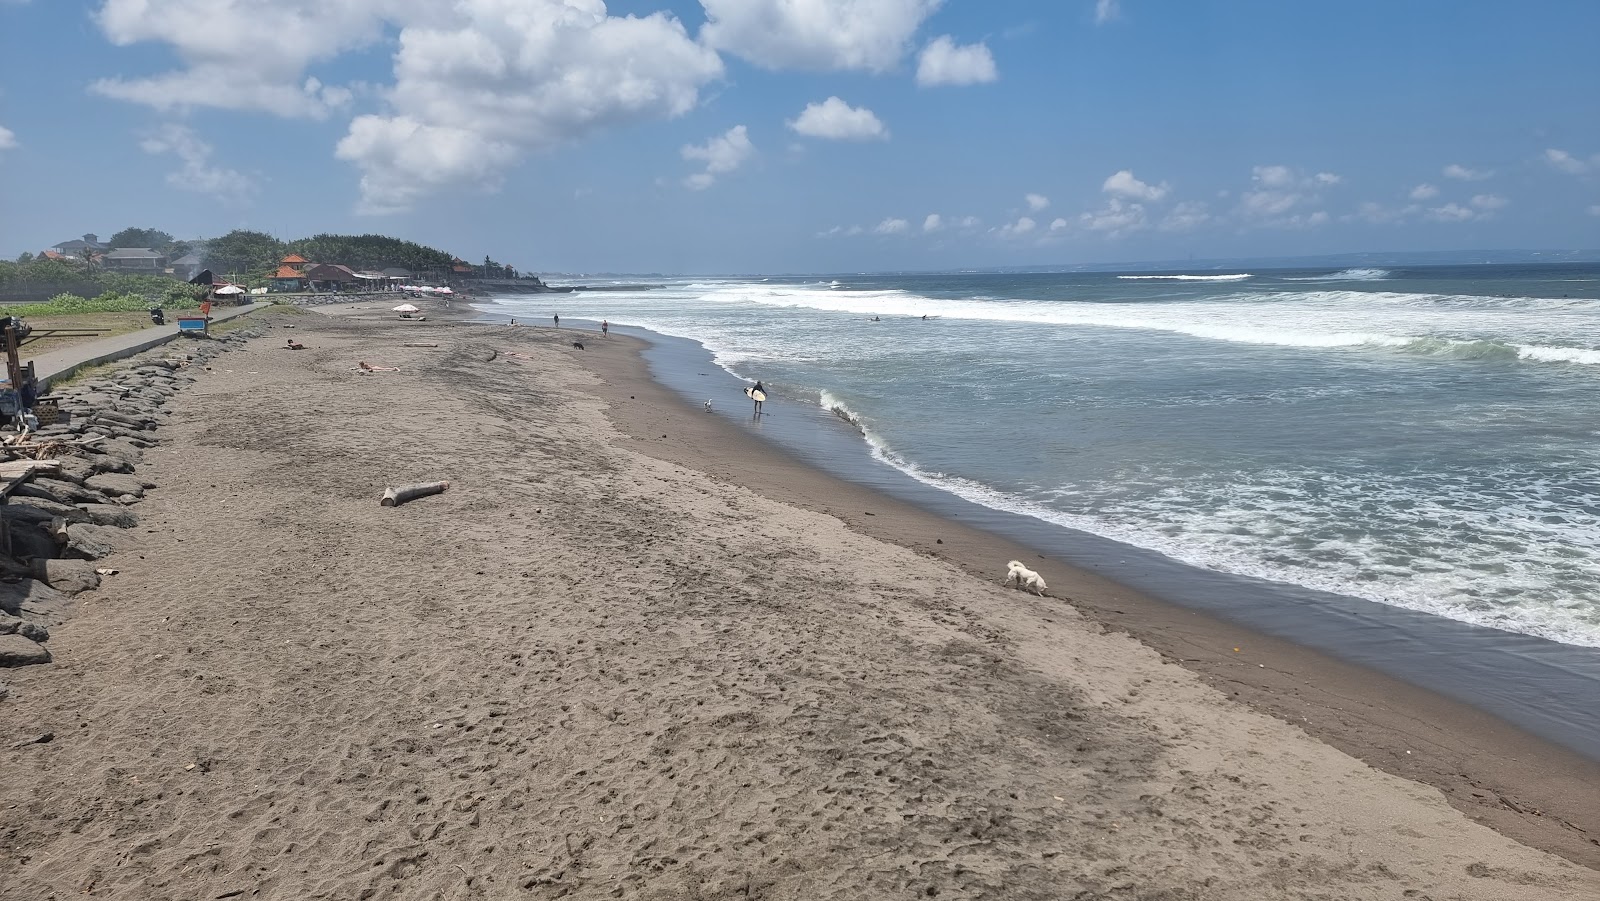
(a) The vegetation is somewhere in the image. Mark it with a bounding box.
[0,292,169,317]
[108,227,180,253]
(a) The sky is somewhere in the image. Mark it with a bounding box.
[1,0,1598,274]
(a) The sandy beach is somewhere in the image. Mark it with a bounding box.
[2,308,1597,899]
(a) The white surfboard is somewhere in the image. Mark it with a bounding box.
[744,387,767,402]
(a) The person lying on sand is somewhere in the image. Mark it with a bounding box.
[284,339,305,350]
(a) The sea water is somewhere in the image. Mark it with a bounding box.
[481,264,1600,649]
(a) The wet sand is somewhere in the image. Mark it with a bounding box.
[1,311,1596,899]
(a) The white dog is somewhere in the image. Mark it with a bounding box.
[1004,560,1048,596]
[704,399,714,412]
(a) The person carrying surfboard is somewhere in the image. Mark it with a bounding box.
[745,381,767,416]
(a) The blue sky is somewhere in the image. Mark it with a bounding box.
[1,0,1598,274]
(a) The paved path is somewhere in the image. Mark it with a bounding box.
[31,302,269,389]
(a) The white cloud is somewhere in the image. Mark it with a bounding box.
[1470,193,1507,210]
[1025,192,1050,211]
[1159,201,1210,232]
[701,0,941,72]
[1409,183,1439,200]
[1095,0,1120,24]
[336,2,723,213]
[875,217,910,235]
[1443,163,1492,181]
[787,97,889,141]
[999,216,1037,237]
[139,123,256,202]
[1239,164,1341,225]
[0,125,14,151]
[680,125,754,190]
[915,36,997,87]
[1079,199,1146,236]
[922,213,942,232]
[1102,169,1169,202]
[91,0,388,118]
[958,215,981,228]
[1427,203,1478,222]
[1049,217,1068,231]
[1544,148,1597,175]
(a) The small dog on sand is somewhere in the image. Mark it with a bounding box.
[704,400,713,412]
[571,341,586,350]
[1004,560,1048,596]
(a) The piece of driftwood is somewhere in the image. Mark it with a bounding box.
[49,517,71,546]
[404,342,439,348]
[381,481,449,507]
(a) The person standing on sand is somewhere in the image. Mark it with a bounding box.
[553,313,560,328]
[601,319,609,337]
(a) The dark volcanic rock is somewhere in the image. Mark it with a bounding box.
[0,613,49,642]
[0,633,50,667]
[32,559,101,595]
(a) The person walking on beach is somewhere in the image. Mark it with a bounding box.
[601,319,609,337]
[553,313,560,328]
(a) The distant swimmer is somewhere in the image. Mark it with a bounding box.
[921,315,927,320]
[869,316,881,322]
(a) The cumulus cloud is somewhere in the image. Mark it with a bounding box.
[1409,183,1439,200]
[1238,164,1341,226]
[999,216,1036,237]
[139,123,256,202]
[787,97,889,141]
[1095,0,1120,24]
[816,224,867,238]
[337,2,723,212]
[1102,169,1169,202]
[1427,203,1477,222]
[1443,163,1492,181]
[875,217,910,235]
[915,36,997,86]
[923,213,942,232]
[1470,193,1507,210]
[1049,217,1067,231]
[1159,201,1210,232]
[701,0,941,72]
[91,0,386,118]
[1079,198,1146,236]
[1025,193,1050,211]
[680,125,754,190]
[0,125,15,152]
[1544,148,1598,175]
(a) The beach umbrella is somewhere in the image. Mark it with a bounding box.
[393,303,420,313]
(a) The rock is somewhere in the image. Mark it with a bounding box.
[18,477,103,505]
[0,580,72,623]
[5,520,59,562]
[64,523,122,560]
[100,439,146,465]
[0,613,49,642]
[31,559,100,595]
[75,504,139,529]
[86,474,147,499]
[2,497,83,523]
[0,634,50,667]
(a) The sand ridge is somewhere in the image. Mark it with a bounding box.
[1,314,1595,899]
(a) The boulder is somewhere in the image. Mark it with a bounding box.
[0,579,72,621]
[75,504,139,529]
[64,523,121,560]
[31,559,100,595]
[86,474,147,499]
[17,477,103,506]
[5,520,59,562]
[0,613,49,642]
[0,633,50,667]
[2,497,82,523]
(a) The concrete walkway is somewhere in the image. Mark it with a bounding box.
[31,302,270,390]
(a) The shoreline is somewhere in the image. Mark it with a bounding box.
[2,310,1596,897]
[549,321,1600,868]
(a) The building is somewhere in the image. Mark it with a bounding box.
[169,252,204,281]
[302,263,361,292]
[279,253,311,271]
[269,265,309,293]
[50,233,106,257]
[380,267,413,280]
[101,247,168,272]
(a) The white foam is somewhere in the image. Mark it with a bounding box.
[1117,273,1253,281]
[1285,268,1392,281]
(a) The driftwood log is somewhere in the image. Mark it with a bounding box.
[380,481,449,507]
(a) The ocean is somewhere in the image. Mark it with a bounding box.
[478,263,1600,650]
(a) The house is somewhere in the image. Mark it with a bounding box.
[51,233,106,257]
[279,253,311,272]
[101,247,168,272]
[302,262,361,291]
[169,252,204,281]
[451,258,473,276]
[380,267,413,280]
[269,265,309,293]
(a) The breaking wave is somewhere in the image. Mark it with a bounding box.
[1117,273,1253,281]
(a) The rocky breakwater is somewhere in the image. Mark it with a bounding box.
[0,325,265,684]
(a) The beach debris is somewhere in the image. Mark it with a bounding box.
[381,481,450,508]
[11,731,53,748]
[355,362,401,373]
[404,342,439,348]
[95,568,119,576]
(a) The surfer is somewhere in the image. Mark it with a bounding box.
[746,381,767,416]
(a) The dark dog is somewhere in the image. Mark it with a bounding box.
[571,341,586,350]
